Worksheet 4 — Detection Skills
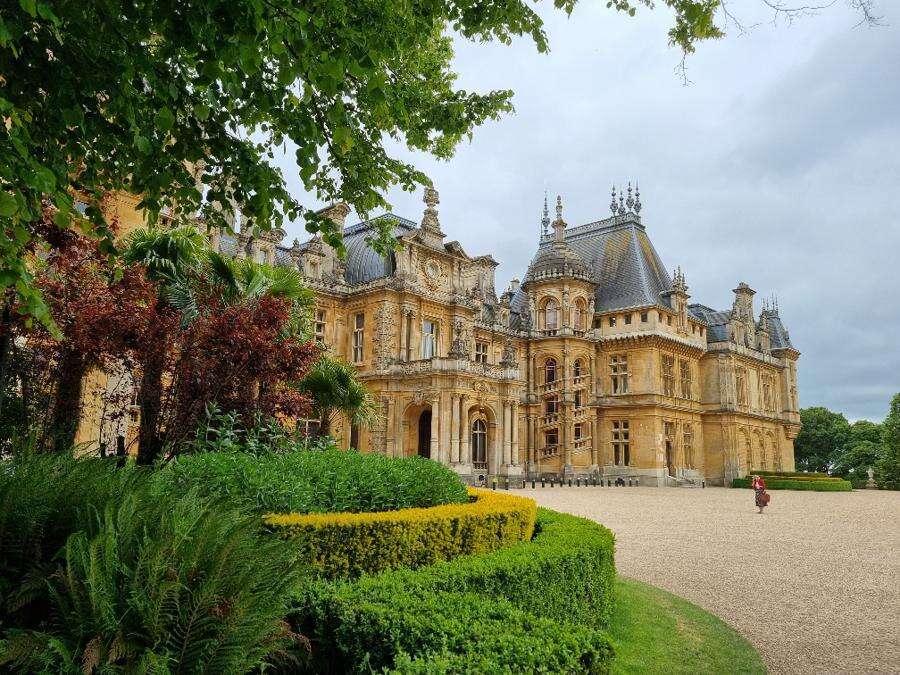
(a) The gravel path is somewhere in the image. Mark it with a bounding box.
[513,486,900,674]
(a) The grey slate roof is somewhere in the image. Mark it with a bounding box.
[765,311,795,350]
[343,213,414,285]
[688,304,731,342]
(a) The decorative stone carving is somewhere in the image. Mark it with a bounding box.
[448,319,468,358]
[500,341,518,368]
[373,302,397,370]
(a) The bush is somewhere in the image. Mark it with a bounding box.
[163,447,468,516]
[0,455,308,673]
[732,477,852,491]
[748,470,830,479]
[266,488,537,579]
[289,508,617,673]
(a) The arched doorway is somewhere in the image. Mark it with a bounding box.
[417,410,432,459]
[471,418,487,470]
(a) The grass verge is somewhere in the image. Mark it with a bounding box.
[610,577,766,674]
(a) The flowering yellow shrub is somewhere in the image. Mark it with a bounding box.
[264,488,537,579]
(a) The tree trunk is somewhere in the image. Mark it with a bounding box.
[136,344,166,465]
[50,348,86,453]
[319,407,331,438]
[0,303,12,421]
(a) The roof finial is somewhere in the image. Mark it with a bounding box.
[618,188,625,214]
[421,185,441,232]
[541,190,550,237]
[555,194,563,221]
[634,182,642,214]
[626,181,635,212]
[610,185,618,215]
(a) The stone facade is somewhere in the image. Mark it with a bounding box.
[82,185,801,486]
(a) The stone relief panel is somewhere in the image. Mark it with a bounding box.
[373,302,398,370]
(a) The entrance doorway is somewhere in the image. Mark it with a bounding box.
[417,410,432,459]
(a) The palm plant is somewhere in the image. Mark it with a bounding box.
[123,226,206,464]
[298,355,379,439]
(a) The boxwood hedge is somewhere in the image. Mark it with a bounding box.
[732,477,852,491]
[748,470,830,479]
[265,489,537,579]
[289,508,617,673]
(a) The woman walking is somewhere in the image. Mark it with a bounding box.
[752,474,769,514]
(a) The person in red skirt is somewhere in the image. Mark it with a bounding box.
[751,474,769,514]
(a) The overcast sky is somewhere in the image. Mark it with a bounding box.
[279,1,899,422]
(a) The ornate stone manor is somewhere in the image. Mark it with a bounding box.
[85,184,800,485]
[202,183,799,486]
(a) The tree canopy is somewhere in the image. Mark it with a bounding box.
[0,0,878,329]
[794,406,851,473]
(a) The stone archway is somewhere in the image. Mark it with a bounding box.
[417,409,432,459]
[466,402,499,477]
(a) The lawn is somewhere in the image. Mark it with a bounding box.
[610,577,766,674]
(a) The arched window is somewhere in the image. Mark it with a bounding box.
[544,298,559,330]
[573,359,583,378]
[573,299,586,330]
[471,419,487,466]
[545,358,557,383]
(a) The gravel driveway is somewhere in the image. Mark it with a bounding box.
[513,485,900,674]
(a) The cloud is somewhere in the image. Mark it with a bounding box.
[278,1,899,421]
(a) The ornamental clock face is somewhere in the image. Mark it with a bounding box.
[421,259,444,289]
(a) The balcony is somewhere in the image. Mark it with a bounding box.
[540,413,560,426]
[384,357,519,380]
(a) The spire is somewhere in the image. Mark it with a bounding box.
[541,190,550,237]
[626,181,635,211]
[673,265,688,293]
[634,182,642,214]
[610,185,618,215]
[552,194,566,243]
[618,188,625,214]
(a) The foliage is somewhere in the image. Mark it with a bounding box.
[732,477,852,491]
[291,508,616,673]
[297,354,379,438]
[747,470,829,479]
[266,488,536,579]
[162,447,469,517]
[185,403,301,456]
[877,393,900,485]
[0,453,308,673]
[831,441,882,483]
[608,578,766,675]
[794,407,852,473]
[4,0,785,330]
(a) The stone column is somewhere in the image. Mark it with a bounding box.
[439,392,452,465]
[589,416,598,467]
[459,395,470,464]
[385,398,396,457]
[511,402,519,465]
[450,393,461,464]
[396,418,406,458]
[430,395,440,462]
[502,401,512,466]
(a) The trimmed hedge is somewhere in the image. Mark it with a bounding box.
[290,508,617,673]
[266,488,537,579]
[748,470,830,479]
[732,477,852,491]
[164,448,468,515]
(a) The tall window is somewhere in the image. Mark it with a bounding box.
[610,354,629,394]
[421,319,438,359]
[475,341,488,364]
[314,309,326,344]
[544,298,559,330]
[545,428,559,449]
[349,423,359,450]
[352,313,365,363]
[679,359,692,399]
[662,355,676,397]
[544,358,557,383]
[612,420,630,466]
[736,367,748,406]
[472,419,487,467]
[683,424,694,469]
[573,359,583,378]
[574,390,583,409]
[573,300,586,331]
[545,395,559,415]
[574,422,583,440]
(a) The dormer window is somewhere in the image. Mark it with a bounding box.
[608,316,616,328]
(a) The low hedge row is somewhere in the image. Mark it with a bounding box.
[289,507,617,673]
[748,470,830,479]
[732,477,852,491]
[265,488,537,579]
[750,475,844,482]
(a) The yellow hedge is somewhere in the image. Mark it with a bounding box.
[264,488,537,579]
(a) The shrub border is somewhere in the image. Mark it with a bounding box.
[732,477,852,491]
[265,488,537,579]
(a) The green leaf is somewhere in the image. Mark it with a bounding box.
[19,0,36,17]
[135,135,151,154]
[155,107,175,132]
[0,191,17,217]
[29,166,56,193]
